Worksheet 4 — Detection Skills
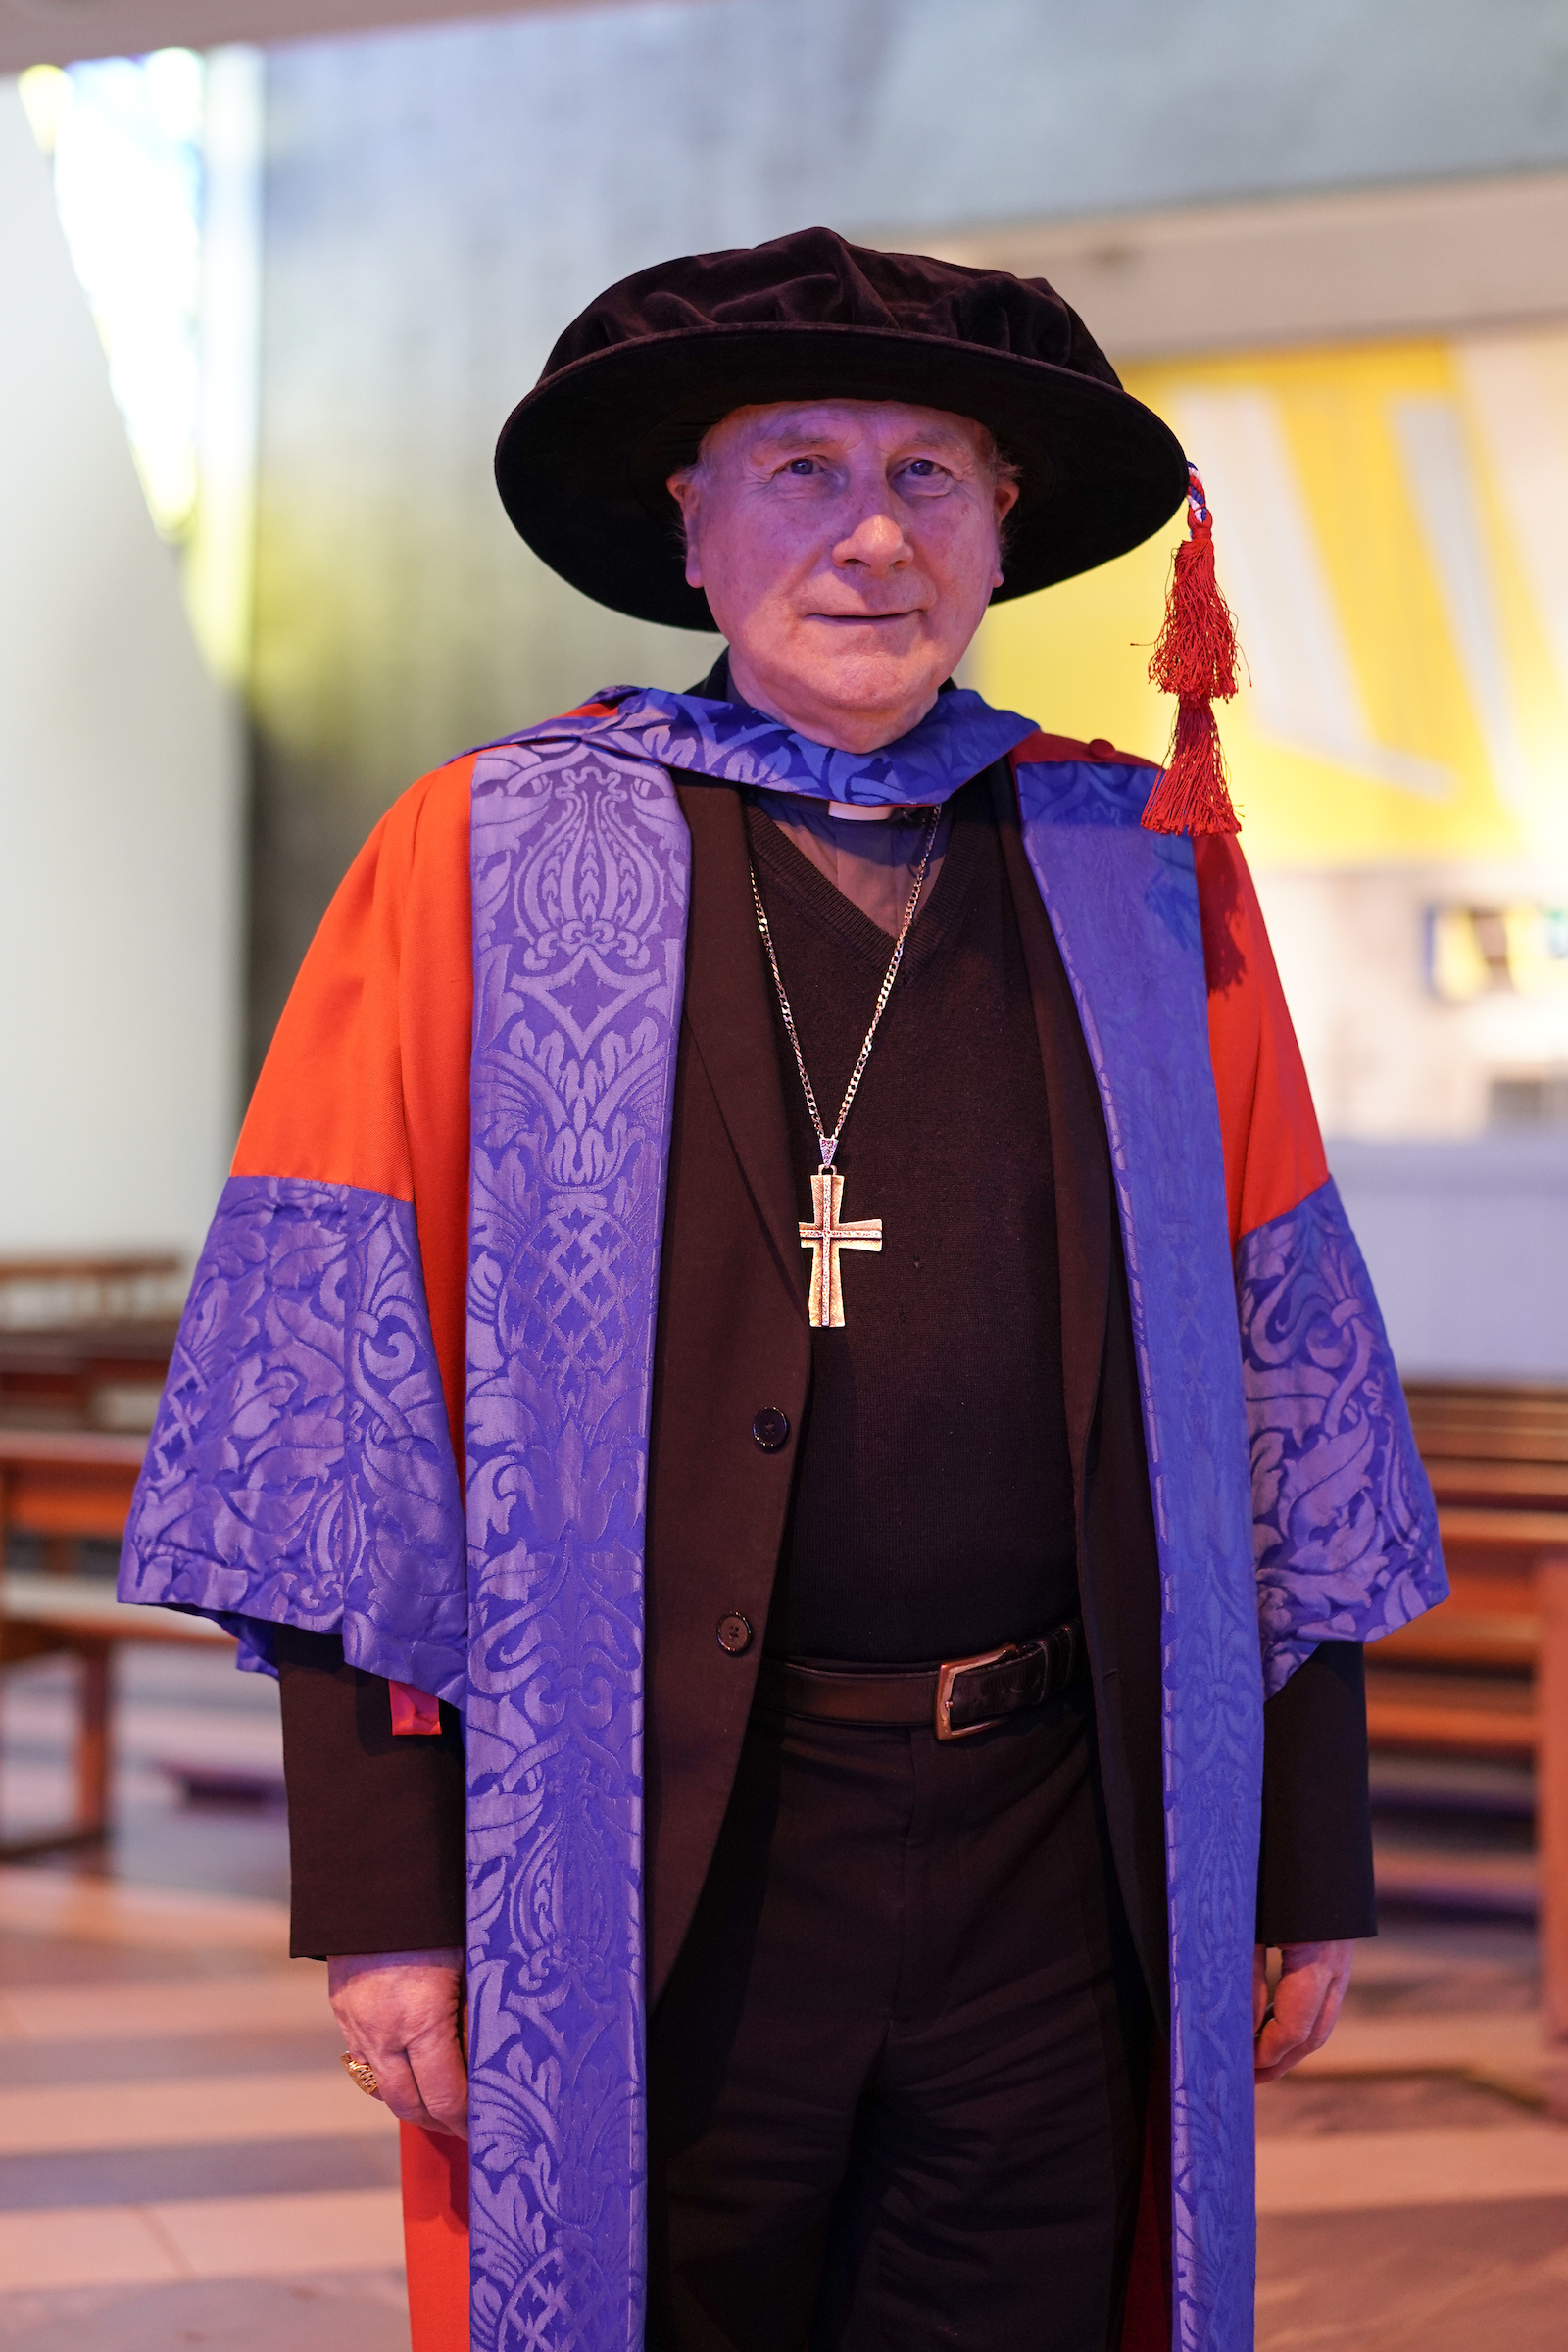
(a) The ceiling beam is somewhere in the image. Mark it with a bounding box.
[929,171,1568,359]
[0,0,626,74]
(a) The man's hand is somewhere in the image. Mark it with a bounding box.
[1253,1940,1353,2083]
[328,1948,467,2138]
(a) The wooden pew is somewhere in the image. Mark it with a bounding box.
[1367,1384,1568,2035]
[0,1428,148,1577]
[0,1254,180,1435]
[0,1323,178,1434]
[0,1573,233,1861]
[1378,1386,1568,1747]
[1405,1380,1568,1462]
[1367,1510,1552,1763]
[0,1252,184,1331]
[0,1426,231,1862]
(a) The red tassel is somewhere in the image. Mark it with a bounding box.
[1145,701,1236,837]
[1142,466,1242,837]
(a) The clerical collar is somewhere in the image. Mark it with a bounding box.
[578,656,1036,810]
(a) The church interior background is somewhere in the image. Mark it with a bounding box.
[1,3,1567,2345]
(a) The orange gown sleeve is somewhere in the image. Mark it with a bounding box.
[234,753,476,1456]
[1193,832,1329,1248]
[235,756,478,2347]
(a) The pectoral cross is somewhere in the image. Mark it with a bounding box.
[800,1167,882,1329]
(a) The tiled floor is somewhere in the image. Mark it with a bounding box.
[0,1643,410,2347]
[0,1880,410,2343]
[1256,1917,1568,2346]
[4,1638,1568,2344]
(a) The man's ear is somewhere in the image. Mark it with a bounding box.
[667,473,704,589]
[992,473,1021,587]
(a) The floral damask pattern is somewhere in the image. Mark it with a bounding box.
[1017,761,1262,2352]
[1238,1179,1446,1697]
[119,1175,467,1696]
[1021,753,1160,829]
[464,738,689,2352]
[483,682,1037,808]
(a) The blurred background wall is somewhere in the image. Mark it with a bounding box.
[4,0,1568,1367]
[239,0,1568,1062]
[0,78,239,1258]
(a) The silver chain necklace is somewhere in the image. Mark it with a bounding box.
[749,807,940,1328]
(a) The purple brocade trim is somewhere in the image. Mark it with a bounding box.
[1017,752,1260,2352]
[465,738,689,2352]
[1238,1178,1447,1697]
[118,1176,467,1698]
[481,683,1038,808]
[1018,754,1161,829]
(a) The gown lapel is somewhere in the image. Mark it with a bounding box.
[991,764,1112,1507]
[673,776,804,1290]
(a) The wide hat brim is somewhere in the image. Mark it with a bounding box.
[495,321,1190,630]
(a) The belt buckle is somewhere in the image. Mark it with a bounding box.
[934,1642,1014,1742]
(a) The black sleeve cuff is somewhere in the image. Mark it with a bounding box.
[275,1625,466,1959]
[1256,1639,1377,1946]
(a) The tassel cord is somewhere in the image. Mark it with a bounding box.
[1142,466,1242,838]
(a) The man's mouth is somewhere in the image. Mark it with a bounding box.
[810,610,922,626]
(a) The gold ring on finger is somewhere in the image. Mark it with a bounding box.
[341,2052,379,2096]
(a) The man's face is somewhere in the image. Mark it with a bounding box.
[667,400,1019,752]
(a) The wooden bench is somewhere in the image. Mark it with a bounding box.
[0,1323,178,1435]
[1367,1509,1559,1762]
[1367,1384,1568,2034]
[0,1255,180,1437]
[1406,1380,1568,1459]
[0,1572,233,1861]
[0,1426,244,1859]
[1375,1385,1568,1749]
[0,1253,185,1332]
[0,1428,149,1577]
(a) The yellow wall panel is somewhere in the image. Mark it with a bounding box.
[975,330,1568,868]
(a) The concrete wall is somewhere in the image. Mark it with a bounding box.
[1333,1134,1568,1380]
[238,0,1568,1379]
[1256,865,1568,1144]
[0,81,240,1261]
[246,0,1568,1069]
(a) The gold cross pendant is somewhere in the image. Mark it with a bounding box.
[800,1167,882,1329]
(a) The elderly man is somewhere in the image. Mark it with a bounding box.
[122,228,1446,2352]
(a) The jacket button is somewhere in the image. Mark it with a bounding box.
[716,1613,753,1655]
[751,1406,790,1452]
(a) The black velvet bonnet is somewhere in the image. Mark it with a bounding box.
[494,224,1189,630]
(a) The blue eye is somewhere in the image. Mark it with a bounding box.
[786,458,816,475]
[906,459,940,476]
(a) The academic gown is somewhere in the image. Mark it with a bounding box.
[121,684,1446,2352]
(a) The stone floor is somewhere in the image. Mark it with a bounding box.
[1255,1914,1568,2349]
[3,1641,1567,2345]
[0,1644,409,2348]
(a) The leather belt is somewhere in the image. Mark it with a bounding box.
[756,1618,1086,1742]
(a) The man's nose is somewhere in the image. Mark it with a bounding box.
[831,507,912,573]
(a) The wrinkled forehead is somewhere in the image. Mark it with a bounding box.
[701,397,992,464]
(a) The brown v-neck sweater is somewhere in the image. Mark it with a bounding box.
[747,773,1079,1664]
